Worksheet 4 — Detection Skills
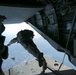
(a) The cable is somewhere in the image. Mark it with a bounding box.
[58,53,66,71]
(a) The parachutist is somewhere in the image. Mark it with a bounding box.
[7,29,47,72]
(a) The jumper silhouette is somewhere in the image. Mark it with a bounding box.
[7,29,47,72]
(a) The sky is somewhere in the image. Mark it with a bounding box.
[2,22,76,71]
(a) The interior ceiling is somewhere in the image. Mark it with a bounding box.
[0,6,43,24]
[0,0,46,24]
